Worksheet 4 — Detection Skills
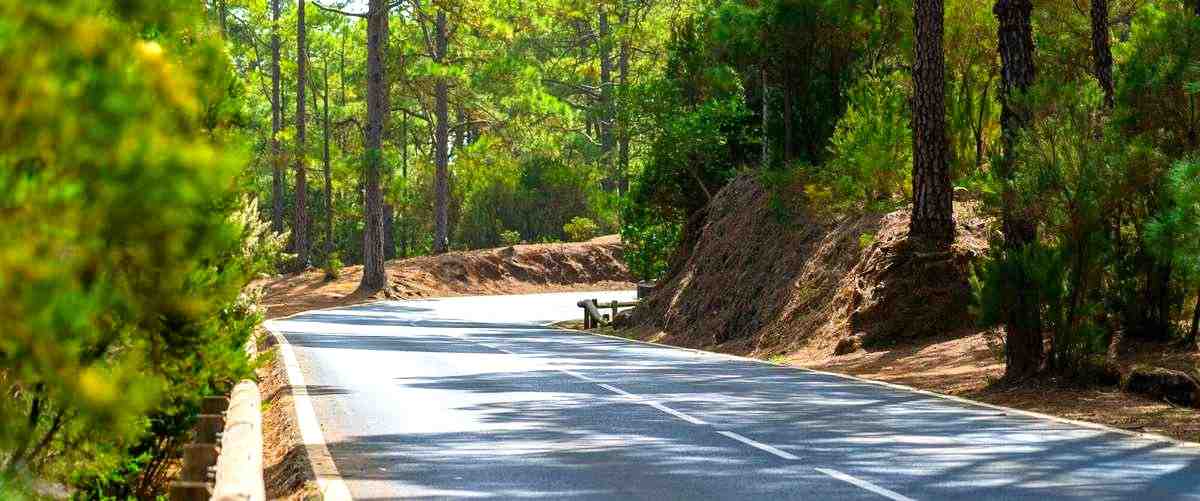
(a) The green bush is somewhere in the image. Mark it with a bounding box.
[324,252,344,281]
[563,217,599,242]
[825,72,912,210]
[0,1,280,496]
[499,229,523,247]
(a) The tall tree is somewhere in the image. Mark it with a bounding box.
[910,0,955,245]
[433,8,451,254]
[994,0,1042,379]
[1090,0,1114,109]
[294,0,310,267]
[323,50,333,255]
[599,4,615,191]
[360,0,389,290]
[271,0,284,233]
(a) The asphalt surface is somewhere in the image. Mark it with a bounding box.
[266,291,1200,500]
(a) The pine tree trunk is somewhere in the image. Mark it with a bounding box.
[599,4,615,191]
[294,0,310,268]
[433,9,451,254]
[1188,288,1199,349]
[910,0,955,245]
[383,204,396,261]
[761,66,770,167]
[359,0,388,291]
[323,53,333,255]
[617,8,630,196]
[782,70,794,163]
[270,0,284,234]
[1091,0,1114,109]
[995,0,1043,380]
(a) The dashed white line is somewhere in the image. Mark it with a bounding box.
[596,384,708,425]
[816,467,916,501]
[716,431,800,460]
[558,369,599,382]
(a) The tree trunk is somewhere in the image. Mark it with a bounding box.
[433,9,451,254]
[1188,288,1199,349]
[323,52,333,256]
[599,4,615,191]
[910,0,955,245]
[782,70,794,163]
[1091,0,1114,109]
[271,0,284,234]
[761,66,770,167]
[294,0,310,268]
[400,114,409,258]
[383,204,396,261]
[359,0,389,291]
[617,8,630,196]
[995,0,1042,380]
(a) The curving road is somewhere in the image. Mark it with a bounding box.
[265,291,1200,500]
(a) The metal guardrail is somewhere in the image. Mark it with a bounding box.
[576,298,639,328]
[168,379,263,501]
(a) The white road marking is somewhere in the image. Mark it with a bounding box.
[558,369,599,382]
[716,431,800,460]
[267,325,354,501]
[816,467,916,501]
[596,384,708,425]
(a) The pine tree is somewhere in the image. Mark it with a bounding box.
[910,0,955,245]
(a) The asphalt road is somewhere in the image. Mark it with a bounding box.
[266,291,1200,500]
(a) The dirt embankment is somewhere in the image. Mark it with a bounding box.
[630,174,989,355]
[259,235,633,319]
[626,174,1200,443]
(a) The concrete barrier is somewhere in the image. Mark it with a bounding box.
[210,380,264,501]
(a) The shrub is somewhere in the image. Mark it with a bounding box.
[563,217,599,242]
[0,2,279,496]
[324,252,344,281]
[499,229,522,247]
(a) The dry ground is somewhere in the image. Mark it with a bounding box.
[257,235,632,319]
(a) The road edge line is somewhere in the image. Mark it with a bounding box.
[557,326,1200,450]
[263,322,355,500]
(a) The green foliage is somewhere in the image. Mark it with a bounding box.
[0,1,277,495]
[324,252,344,281]
[620,204,681,282]
[499,230,523,247]
[563,217,600,242]
[825,72,913,210]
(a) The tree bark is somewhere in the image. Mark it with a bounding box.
[294,0,310,268]
[599,4,616,191]
[433,9,451,254]
[271,0,284,234]
[323,52,333,256]
[910,0,956,245]
[1188,288,1199,349]
[1091,0,1114,109]
[995,0,1043,380]
[359,0,389,291]
[761,66,770,167]
[617,7,630,196]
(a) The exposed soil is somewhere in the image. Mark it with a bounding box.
[258,235,633,320]
[621,174,1200,444]
[256,338,321,501]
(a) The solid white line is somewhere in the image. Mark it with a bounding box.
[816,467,915,501]
[267,325,354,501]
[597,384,708,425]
[717,431,800,460]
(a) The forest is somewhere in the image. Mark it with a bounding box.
[3,0,1200,497]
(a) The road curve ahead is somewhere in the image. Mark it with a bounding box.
[266,291,1200,500]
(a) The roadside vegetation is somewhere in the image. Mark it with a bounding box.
[4,0,1200,496]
